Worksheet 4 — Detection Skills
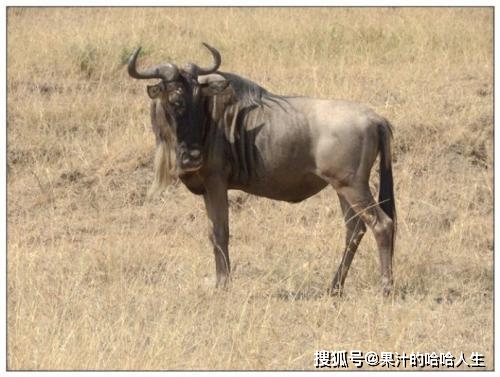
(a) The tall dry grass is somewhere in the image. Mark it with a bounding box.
[7,7,493,370]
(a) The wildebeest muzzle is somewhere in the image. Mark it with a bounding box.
[177,143,203,172]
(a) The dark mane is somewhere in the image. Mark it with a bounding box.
[217,71,285,108]
[202,72,291,187]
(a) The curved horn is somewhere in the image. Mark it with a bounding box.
[127,47,179,82]
[184,43,221,76]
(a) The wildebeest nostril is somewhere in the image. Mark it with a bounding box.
[189,150,201,159]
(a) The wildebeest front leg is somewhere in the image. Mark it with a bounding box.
[203,179,230,288]
[329,194,367,296]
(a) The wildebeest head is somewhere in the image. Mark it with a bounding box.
[128,43,230,175]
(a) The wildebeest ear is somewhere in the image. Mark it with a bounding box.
[201,80,230,96]
[147,84,162,99]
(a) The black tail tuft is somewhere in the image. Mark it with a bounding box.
[378,120,397,232]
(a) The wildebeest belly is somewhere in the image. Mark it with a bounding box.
[235,173,328,203]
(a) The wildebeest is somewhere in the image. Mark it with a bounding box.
[128,43,396,296]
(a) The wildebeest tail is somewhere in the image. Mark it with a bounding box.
[378,120,397,231]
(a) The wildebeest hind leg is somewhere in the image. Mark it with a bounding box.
[334,184,394,296]
[329,193,367,296]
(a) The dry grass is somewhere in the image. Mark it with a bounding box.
[7,7,493,370]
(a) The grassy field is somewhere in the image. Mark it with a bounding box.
[7,7,493,370]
